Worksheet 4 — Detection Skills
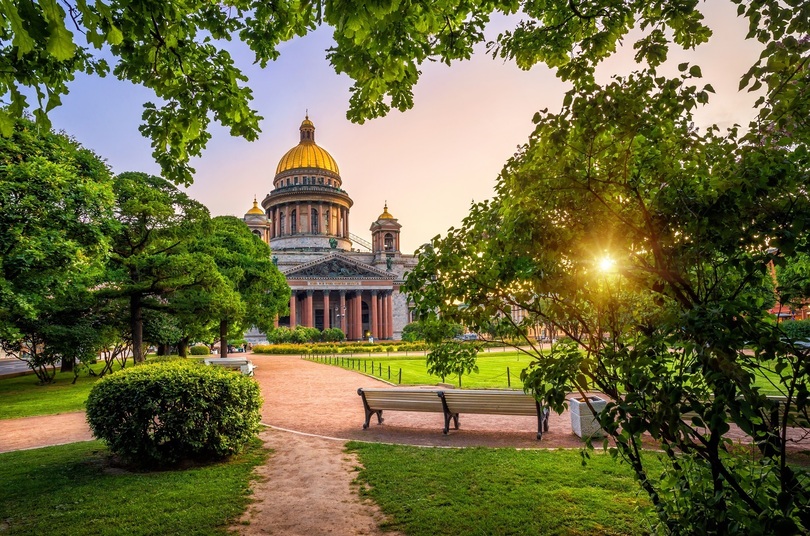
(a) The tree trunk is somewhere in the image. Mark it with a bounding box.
[60,357,75,373]
[157,344,168,356]
[131,294,145,363]
[220,319,228,358]
[178,337,189,358]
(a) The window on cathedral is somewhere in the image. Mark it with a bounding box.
[291,209,297,233]
[384,233,394,251]
[294,177,299,185]
[311,208,319,234]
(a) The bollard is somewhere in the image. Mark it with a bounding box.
[379,363,382,376]
[398,368,402,384]
[364,360,367,372]
[507,367,511,388]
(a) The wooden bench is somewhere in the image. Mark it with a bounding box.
[356,388,550,440]
[203,357,256,376]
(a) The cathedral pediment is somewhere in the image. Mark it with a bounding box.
[283,254,392,279]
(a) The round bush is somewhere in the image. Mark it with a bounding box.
[86,361,262,466]
[189,345,210,355]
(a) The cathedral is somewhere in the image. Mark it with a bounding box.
[243,116,417,341]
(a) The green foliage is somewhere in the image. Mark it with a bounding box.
[321,327,346,342]
[0,116,115,382]
[189,345,210,355]
[348,442,656,535]
[0,440,269,535]
[0,0,782,185]
[252,341,429,355]
[182,216,288,357]
[404,7,810,526]
[101,172,221,362]
[401,319,463,342]
[780,319,810,342]
[86,361,262,466]
[426,341,479,387]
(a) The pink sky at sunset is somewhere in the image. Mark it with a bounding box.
[48,2,762,254]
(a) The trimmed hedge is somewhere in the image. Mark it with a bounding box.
[252,341,430,355]
[190,345,210,355]
[86,360,262,466]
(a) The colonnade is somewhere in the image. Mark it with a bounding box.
[286,289,394,340]
[268,203,349,239]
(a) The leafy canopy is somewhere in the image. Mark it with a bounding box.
[5,0,807,184]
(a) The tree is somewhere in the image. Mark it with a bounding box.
[406,66,810,532]
[102,172,223,362]
[0,0,757,185]
[184,216,289,358]
[0,116,114,381]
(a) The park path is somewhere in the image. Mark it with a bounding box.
[0,411,92,453]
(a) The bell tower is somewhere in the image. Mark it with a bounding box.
[370,203,402,268]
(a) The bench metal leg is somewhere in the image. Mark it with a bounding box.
[437,391,460,434]
[358,388,384,429]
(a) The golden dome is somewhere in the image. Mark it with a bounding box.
[275,116,340,176]
[246,197,264,215]
[377,202,395,220]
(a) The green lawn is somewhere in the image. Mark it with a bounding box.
[309,350,534,388]
[0,364,124,420]
[0,439,268,535]
[348,442,656,535]
[312,350,787,395]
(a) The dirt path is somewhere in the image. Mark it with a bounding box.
[0,411,93,453]
[236,428,401,536]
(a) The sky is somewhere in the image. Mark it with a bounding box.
[47,2,763,254]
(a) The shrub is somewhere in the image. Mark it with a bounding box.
[86,360,262,466]
[781,319,810,341]
[143,355,185,365]
[189,345,210,355]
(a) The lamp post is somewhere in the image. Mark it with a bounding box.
[334,305,346,331]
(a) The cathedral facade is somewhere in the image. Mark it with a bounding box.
[243,116,417,341]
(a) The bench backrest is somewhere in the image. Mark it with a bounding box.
[440,390,539,416]
[358,388,444,412]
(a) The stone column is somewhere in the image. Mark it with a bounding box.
[380,292,387,339]
[386,292,394,339]
[339,291,347,337]
[289,293,297,328]
[322,291,330,330]
[305,290,314,327]
[370,290,378,339]
[354,291,363,340]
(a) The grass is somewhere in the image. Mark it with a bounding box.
[313,350,788,395]
[0,363,124,420]
[0,357,205,420]
[309,350,534,388]
[348,442,656,535]
[0,439,269,535]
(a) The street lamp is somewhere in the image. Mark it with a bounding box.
[334,305,346,330]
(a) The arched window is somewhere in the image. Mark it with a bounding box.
[252,230,261,238]
[291,209,297,234]
[311,208,319,234]
[384,233,394,251]
[279,212,285,236]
